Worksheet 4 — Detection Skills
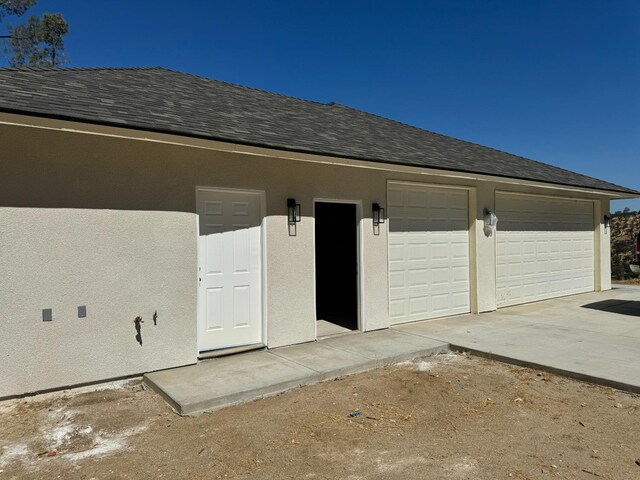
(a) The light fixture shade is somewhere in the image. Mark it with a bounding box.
[483,208,498,236]
[373,203,386,225]
[287,198,301,223]
[484,208,497,227]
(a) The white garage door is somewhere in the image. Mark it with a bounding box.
[388,183,470,324]
[496,193,594,308]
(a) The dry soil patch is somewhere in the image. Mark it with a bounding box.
[1,354,639,479]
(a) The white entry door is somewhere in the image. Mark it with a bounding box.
[197,188,264,351]
[496,192,594,308]
[388,183,471,324]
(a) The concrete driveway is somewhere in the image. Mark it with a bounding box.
[396,285,640,393]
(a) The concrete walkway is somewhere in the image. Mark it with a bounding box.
[145,330,448,415]
[145,286,640,415]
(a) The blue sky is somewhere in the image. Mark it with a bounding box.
[3,1,639,211]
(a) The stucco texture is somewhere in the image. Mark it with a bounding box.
[0,207,197,398]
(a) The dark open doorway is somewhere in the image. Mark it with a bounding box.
[315,202,359,334]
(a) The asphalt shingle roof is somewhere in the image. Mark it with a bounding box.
[0,66,635,194]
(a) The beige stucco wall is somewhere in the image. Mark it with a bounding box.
[0,123,396,351]
[0,207,197,398]
[0,118,619,396]
[474,183,498,312]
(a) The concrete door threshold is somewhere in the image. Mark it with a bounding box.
[316,319,356,338]
[198,343,265,360]
[144,329,449,416]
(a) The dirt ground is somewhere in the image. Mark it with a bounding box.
[1,354,640,480]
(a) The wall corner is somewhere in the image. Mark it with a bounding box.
[474,183,497,312]
[596,199,612,291]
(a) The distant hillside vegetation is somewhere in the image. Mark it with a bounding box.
[611,211,640,280]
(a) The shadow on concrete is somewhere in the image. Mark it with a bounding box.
[581,299,640,317]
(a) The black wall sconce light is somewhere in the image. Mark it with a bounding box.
[372,203,386,225]
[604,214,611,230]
[288,198,301,225]
[372,202,385,236]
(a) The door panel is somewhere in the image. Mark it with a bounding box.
[197,188,263,351]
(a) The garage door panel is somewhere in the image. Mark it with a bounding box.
[450,216,469,228]
[429,266,450,286]
[389,270,405,289]
[407,218,427,231]
[496,193,594,308]
[409,297,429,316]
[536,239,549,254]
[429,242,451,260]
[432,293,453,313]
[522,240,536,255]
[451,292,471,310]
[388,188,404,205]
[389,299,406,319]
[452,265,469,283]
[451,241,470,259]
[408,268,430,287]
[388,184,470,324]
[389,243,406,262]
[521,260,537,276]
[496,264,508,281]
[388,217,404,232]
[432,217,467,231]
[407,245,426,262]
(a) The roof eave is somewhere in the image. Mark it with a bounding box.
[1,107,638,197]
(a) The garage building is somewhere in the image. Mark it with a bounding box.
[0,67,637,398]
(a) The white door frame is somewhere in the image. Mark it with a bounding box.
[312,198,365,337]
[195,186,267,351]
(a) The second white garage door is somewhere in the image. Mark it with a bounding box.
[388,183,470,324]
[496,193,595,308]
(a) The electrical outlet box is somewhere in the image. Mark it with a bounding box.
[78,306,87,318]
[42,309,52,322]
